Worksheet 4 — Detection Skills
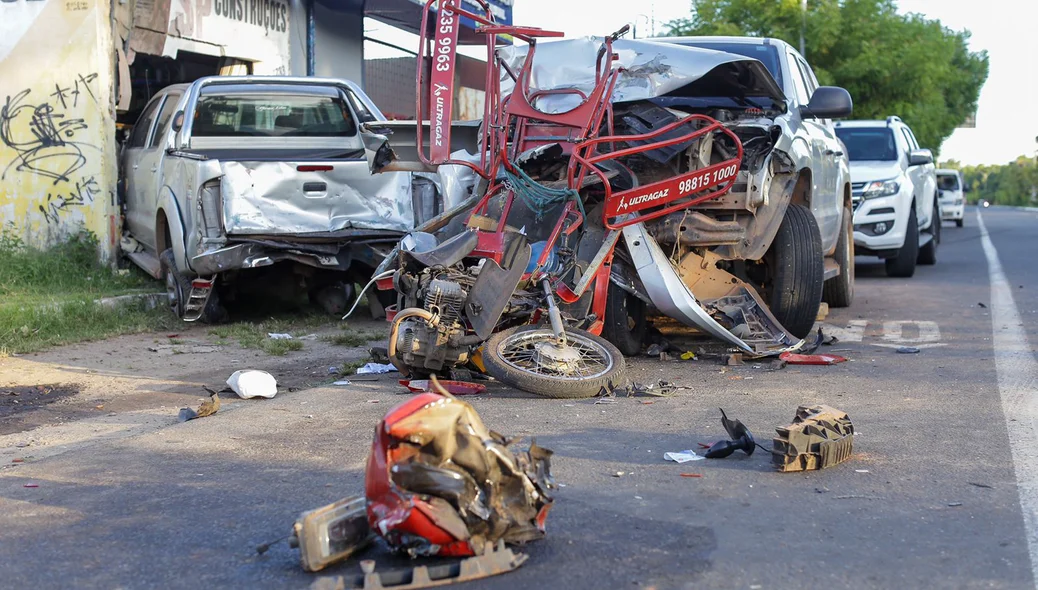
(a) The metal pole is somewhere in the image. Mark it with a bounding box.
[799,0,807,56]
[306,0,316,76]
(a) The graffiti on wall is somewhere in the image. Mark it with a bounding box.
[0,72,102,222]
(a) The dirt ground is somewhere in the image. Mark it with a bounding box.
[0,318,388,437]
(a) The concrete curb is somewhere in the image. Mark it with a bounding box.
[94,292,166,311]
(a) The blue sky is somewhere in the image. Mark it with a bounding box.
[366,1,1038,165]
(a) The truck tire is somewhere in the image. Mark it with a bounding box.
[917,196,939,265]
[822,207,855,308]
[767,204,824,339]
[886,207,919,277]
[160,249,226,323]
[483,325,626,399]
[602,282,646,356]
[956,218,964,228]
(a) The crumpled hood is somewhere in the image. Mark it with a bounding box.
[848,161,903,184]
[497,37,785,114]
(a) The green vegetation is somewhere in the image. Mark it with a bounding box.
[0,229,174,354]
[322,325,382,347]
[942,157,1038,207]
[664,0,989,151]
[206,321,308,356]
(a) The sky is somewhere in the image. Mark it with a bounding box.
[365,1,1038,166]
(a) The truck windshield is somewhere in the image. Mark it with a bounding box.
[835,128,898,161]
[192,92,356,137]
[937,173,960,190]
[671,42,782,87]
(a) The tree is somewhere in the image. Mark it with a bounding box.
[664,0,989,153]
[951,158,1038,206]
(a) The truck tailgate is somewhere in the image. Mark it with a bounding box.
[219,160,413,235]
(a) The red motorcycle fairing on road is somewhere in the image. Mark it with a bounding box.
[365,392,554,557]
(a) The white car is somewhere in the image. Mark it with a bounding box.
[937,168,965,227]
[835,117,939,278]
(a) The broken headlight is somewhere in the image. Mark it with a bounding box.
[861,178,900,199]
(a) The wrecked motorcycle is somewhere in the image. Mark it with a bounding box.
[361,0,807,398]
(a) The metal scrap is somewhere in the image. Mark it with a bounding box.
[310,541,528,590]
[178,390,220,422]
[772,405,855,472]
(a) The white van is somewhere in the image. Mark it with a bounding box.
[936,169,966,227]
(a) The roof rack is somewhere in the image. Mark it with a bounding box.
[886,115,902,126]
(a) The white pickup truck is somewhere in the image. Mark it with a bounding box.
[119,77,431,321]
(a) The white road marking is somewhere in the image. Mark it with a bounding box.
[978,211,1038,586]
[872,320,947,349]
[820,319,867,342]
[881,320,941,343]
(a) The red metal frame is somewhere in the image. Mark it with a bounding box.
[411,0,744,331]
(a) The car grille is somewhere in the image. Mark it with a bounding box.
[851,181,867,210]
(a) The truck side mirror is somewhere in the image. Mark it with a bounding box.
[171,111,185,132]
[800,86,853,120]
[908,149,933,167]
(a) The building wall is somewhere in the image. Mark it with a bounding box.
[0,0,119,261]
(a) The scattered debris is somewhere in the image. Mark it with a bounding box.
[178,390,221,422]
[23,483,38,488]
[725,353,745,366]
[626,380,687,397]
[855,469,870,473]
[613,471,626,477]
[978,302,987,308]
[773,405,854,472]
[664,450,703,463]
[333,380,352,386]
[366,400,380,404]
[268,333,294,340]
[679,473,703,478]
[12,459,24,463]
[291,495,374,572]
[328,367,340,374]
[896,346,921,354]
[593,396,617,405]
[778,352,848,365]
[646,343,666,357]
[399,379,487,395]
[310,541,528,590]
[705,408,757,459]
[227,370,278,399]
[834,495,879,500]
[815,487,830,494]
[968,482,994,489]
[356,362,397,375]
[680,351,697,361]
[948,502,963,507]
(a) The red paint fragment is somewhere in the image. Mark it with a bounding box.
[779,352,848,365]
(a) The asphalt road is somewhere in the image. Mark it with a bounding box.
[2,206,1037,590]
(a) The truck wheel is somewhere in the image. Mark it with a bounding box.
[767,204,824,339]
[917,197,939,265]
[602,282,646,356]
[823,207,854,308]
[885,206,919,277]
[483,325,626,399]
[956,219,964,228]
[160,249,190,320]
[160,249,227,323]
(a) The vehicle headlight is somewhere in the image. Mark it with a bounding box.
[862,178,900,199]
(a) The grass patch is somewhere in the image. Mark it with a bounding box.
[0,230,174,354]
[207,314,323,356]
[323,330,381,347]
[338,359,368,375]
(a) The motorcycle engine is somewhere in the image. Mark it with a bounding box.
[394,277,470,373]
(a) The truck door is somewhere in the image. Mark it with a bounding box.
[123,96,164,247]
[787,50,840,251]
[136,93,182,250]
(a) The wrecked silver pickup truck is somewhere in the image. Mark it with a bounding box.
[119,76,432,321]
